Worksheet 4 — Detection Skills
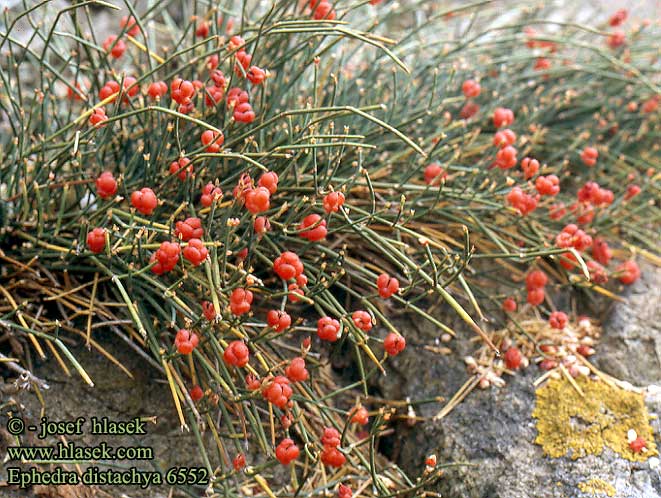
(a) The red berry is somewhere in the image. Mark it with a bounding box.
[520,157,540,179]
[287,283,304,303]
[171,78,196,105]
[102,35,126,58]
[267,309,292,332]
[493,129,516,148]
[338,484,353,498]
[591,237,612,265]
[587,261,608,284]
[99,80,120,102]
[502,297,517,312]
[535,174,560,196]
[461,79,481,98]
[527,288,545,306]
[299,214,327,241]
[312,1,336,20]
[120,15,140,36]
[320,446,346,468]
[285,357,309,382]
[504,347,522,370]
[624,184,641,200]
[210,69,226,88]
[147,81,168,99]
[247,66,266,85]
[350,406,369,425]
[320,427,341,447]
[229,288,253,316]
[234,102,256,123]
[549,311,568,330]
[200,182,222,207]
[234,50,252,76]
[351,310,373,332]
[95,171,118,199]
[201,301,217,321]
[258,171,279,194]
[244,187,270,214]
[323,191,345,213]
[493,107,514,128]
[183,238,208,266]
[175,217,203,241]
[376,273,399,299]
[317,316,341,342]
[424,163,447,185]
[223,340,250,367]
[506,186,538,215]
[642,97,659,114]
[534,57,551,71]
[617,260,640,285]
[190,385,204,402]
[228,35,246,51]
[580,146,598,167]
[526,270,548,290]
[174,329,199,355]
[86,227,106,254]
[495,145,518,169]
[195,21,210,38]
[262,376,293,409]
[254,216,271,237]
[629,436,646,454]
[607,30,626,49]
[275,438,299,465]
[201,130,224,153]
[460,101,480,119]
[89,107,108,128]
[609,9,627,27]
[233,453,246,471]
[131,187,158,215]
[383,332,406,356]
[151,241,181,275]
[169,157,193,181]
[273,251,304,280]
[226,87,249,108]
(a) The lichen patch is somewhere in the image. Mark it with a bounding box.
[533,376,657,461]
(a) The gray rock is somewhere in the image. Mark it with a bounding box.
[379,263,661,498]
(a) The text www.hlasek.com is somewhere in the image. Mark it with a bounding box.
[7,442,153,461]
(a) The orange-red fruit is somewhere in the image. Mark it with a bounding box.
[460,101,480,119]
[338,484,353,498]
[299,214,327,241]
[520,157,540,179]
[502,297,517,312]
[175,217,203,241]
[351,310,373,332]
[169,157,193,181]
[201,301,217,321]
[317,316,341,342]
[461,79,481,98]
[86,228,106,253]
[254,216,271,237]
[617,260,640,285]
[312,1,336,20]
[383,332,406,356]
[201,130,224,153]
[174,329,199,355]
[504,347,522,370]
[607,30,625,49]
[102,35,126,58]
[89,107,108,128]
[200,183,222,207]
[493,107,514,128]
[580,146,598,167]
[258,171,279,194]
[625,184,641,200]
[183,238,208,266]
[320,446,346,468]
[223,340,250,367]
[527,288,545,306]
[609,9,627,27]
[247,66,266,85]
[151,241,181,275]
[234,102,256,123]
[629,436,646,454]
[196,21,210,38]
[424,163,447,185]
[244,187,271,214]
[262,376,293,409]
[189,385,204,402]
[120,15,140,37]
[548,311,568,330]
[96,171,118,199]
[493,129,516,148]
[273,251,304,280]
[229,288,253,316]
[147,81,168,99]
[285,357,309,382]
[323,191,345,213]
[350,406,369,425]
[266,309,292,332]
[495,145,518,169]
[233,453,246,471]
[535,175,560,196]
[275,438,299,465]
[376,273,399,298]
[131,188,158,215]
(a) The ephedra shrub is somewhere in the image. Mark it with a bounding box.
[0,0,659,495]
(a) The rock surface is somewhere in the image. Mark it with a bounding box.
[379,263,661,498]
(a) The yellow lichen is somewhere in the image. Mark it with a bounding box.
[577,478,616,496]
[532,376,657,462]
